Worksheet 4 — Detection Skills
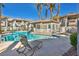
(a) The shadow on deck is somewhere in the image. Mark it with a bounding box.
[0,41,19,56]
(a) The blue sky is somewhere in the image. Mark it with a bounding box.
[3,3,78,20]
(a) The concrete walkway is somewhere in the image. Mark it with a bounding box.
[0,42,13,53]
[0,36,72,56]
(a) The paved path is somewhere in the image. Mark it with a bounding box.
[0,42,13,53]
[0,36,72,56]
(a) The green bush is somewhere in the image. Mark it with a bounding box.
[70,32,77,48]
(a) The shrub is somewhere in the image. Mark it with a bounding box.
[70,32,77,49]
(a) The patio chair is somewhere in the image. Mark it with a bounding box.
[16,35,43,56]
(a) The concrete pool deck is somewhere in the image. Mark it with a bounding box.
[0,36,72,56]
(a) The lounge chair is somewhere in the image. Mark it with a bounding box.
[16,35,43,56]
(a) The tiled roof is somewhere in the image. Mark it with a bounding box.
[60,13,79,19]
[0,16,6,19]
[31,20,59,23]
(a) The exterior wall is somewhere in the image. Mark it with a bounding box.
[59,17,67,33]
[0,14,78,34]
[59,16,78,34]
[0,18,8,33]
[77,18,79,55]
[0,17,30,33]
[51,23,60,33]
[67,18,77,33]
[33,22,60,35]
[68,18,77,26]
[13,20,29,31]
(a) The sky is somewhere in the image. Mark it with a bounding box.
[2,3,78,20]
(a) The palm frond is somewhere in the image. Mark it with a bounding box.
[36,3,43,19]
[35,3,57,19]
[44,4,49,18]
[49,3,56,19]
[45,7,48,18]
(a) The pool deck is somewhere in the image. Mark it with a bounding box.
[0,35,72,56]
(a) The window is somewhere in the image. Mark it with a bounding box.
[48,24,51,29]
[52,24,55,30]
[56,24,59,31]
[37,24,40,29]
[60,19,65,26]
[43,24,47,29]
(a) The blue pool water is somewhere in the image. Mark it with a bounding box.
[3,31,49,41]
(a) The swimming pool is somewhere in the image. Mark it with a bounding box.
[2,31,50,41]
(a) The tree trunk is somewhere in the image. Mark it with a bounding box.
[50,8,53,19]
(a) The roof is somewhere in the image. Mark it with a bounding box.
[31,20,59,24]
[13,18,32,22]
[0,16,8,19]
[0,16,32,22]
[0,13,79,23]
[60,13,79,19]
[0,16,4,19]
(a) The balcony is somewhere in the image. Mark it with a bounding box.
[68,22,76,26]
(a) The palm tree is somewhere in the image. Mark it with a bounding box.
[36,3,43,20]
[49,3,56,19]
[36,3,56,19]
[56,3,60,19]
[43,3,49,18]
[45,3,60,19]
[44,3,56,19]
[0,3,4,34]
[36,3,61,20]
